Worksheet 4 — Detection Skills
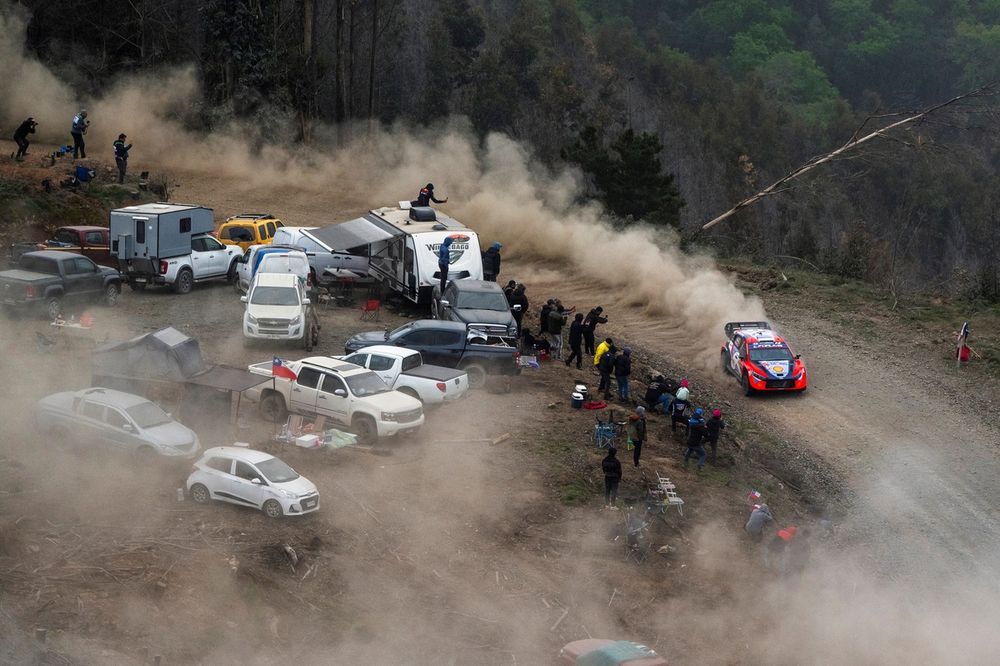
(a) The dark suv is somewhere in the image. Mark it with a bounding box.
[430,280,518,336]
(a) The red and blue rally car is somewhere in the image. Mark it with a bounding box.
[721,321,807,395]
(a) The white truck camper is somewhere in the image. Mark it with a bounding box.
[110,203,215,276]
[300,204,483,305]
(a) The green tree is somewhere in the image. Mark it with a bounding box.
[564,127,686,228]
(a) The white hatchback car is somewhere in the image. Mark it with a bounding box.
[187,446,320,518]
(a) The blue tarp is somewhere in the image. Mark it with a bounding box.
[577,642,659,666]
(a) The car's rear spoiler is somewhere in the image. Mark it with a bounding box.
[724,321,771,337]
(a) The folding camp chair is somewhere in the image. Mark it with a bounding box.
[360,298,381,321]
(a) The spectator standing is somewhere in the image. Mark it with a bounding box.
[582,306,607,355]
[667,379,690,433]
[602,447,622,509]
[547,304,567,360]
[71,109,89,159]
[437,236,453,292]
[482,241,502,281]
[503,280,517,303]
[565,313,585,369]
[614,347,632,402]
[593,337,613,367]
[627,405,647,467]
[706,409,725,463]
[113,134,132,184]
[598,344,617,399]
[12,117,36,160]
[509,284,528,332]
[539,299,554,335]
[684,408,708,470]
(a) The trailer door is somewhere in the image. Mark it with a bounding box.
[404,242,416,301]
[133,216,150,257]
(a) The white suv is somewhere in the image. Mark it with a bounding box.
[187,446,320,518]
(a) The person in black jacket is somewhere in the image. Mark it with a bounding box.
[598,345,617,400]
[113,134,132,184]
[582,306,608,355]
[503,280,517,303]
[564,313,585,369]
[614,347,632,402]
[539,299,554,335]
[12,117,37,160]
[602,447,622,508]
[509,283,528,332]
[482,241,502,281]
[415,182,447,206]
[705,409,726,463]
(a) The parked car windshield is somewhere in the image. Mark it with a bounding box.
[256,457,300,483]
[748,346,795,362]
[345,371,390,397]
[456,291,509,311]
[250,286,300,306]
[126,402,172,428]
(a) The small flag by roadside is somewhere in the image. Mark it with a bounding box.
[272,357,297,381]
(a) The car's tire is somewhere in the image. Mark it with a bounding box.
[741,371,754,397]
[173,268,193,295]
[262,499,283,519]
[352,415,378,445]
[259,392,288,422]
[103,283,121,306]
[721,351,730,375]
[226,259,239,283]
[190,483,210,504]
[128,280,147,292]
[462,363,487,389]
[44,296,62,321]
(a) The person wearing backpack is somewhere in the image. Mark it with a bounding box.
[614,347,632,402]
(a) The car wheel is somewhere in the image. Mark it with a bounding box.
[721,351,730,375]
[259,393,288,422]
[104,283,121,306]
[173,268,193,295]
[190,483,210,504]
[262,499,283,519]
[128,280,147,292]
[226,260,239,283]
[462,363,487,389]
[352,415,377,445]
[44,296,62,320]
[741,371,754,397]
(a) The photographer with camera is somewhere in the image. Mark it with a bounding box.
[12,117,37,160]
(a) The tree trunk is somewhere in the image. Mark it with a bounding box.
[335,0,348,129]
[368,0,378,127]
[302,0,316,142]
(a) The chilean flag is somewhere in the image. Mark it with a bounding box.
[272,357,297,381]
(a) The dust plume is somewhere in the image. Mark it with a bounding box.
[0,3,764,363]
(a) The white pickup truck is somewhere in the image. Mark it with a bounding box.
[245,356,424,443]
[338,346,469,406]
[138,233,242,294]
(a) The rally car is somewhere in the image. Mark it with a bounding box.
[721,321,807,395]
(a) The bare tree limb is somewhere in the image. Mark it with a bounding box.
[702,82,1000,231]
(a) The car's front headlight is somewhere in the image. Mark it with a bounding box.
[247,313,258,325]
[289,315,301,325]
[278,488,296,499]
[381,411,398,422]
[751,371,766,382]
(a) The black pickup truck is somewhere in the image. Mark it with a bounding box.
[344,319,520,387]
[0,251,122,319]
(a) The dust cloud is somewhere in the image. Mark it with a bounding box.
[0,2,764,364]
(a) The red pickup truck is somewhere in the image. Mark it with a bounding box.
[11,226,114,268]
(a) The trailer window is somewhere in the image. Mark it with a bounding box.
[404,247,414,272]
[179,217,191,233]
[135,220,145,244]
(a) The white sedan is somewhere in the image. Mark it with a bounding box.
[187,446,319,518]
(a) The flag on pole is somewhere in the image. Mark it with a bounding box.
[272,357,297,381]
[958,321,970,346]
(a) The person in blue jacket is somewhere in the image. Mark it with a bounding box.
[437,236,453,292]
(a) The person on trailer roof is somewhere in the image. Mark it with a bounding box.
[416,182,447,206]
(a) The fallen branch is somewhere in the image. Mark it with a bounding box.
[550,607,570,632]
[703,82,1000,230]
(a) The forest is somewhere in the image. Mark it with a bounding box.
[14,0,1000,300]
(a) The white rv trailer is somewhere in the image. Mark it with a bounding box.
[301,204,483,305]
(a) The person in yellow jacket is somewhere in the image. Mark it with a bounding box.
[593,337,614,366]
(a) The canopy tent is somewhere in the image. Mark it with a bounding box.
[302,215,399,251]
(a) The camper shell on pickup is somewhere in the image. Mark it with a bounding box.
[110,203,215,277]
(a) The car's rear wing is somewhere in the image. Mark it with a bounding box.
[724,321,771,337]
